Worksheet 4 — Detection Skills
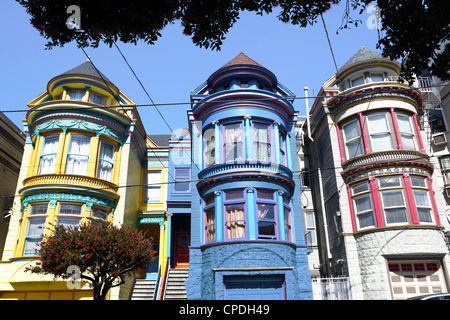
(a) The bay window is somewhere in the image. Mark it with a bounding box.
[97,140,115,181]
[66,135,91,175]
[39,135,59,174]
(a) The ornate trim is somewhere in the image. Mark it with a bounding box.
[21,192,116,211]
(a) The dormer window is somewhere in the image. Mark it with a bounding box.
[69,89,85,101]
[90,92,103,105]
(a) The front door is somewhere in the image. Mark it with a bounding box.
[175,233,190,268]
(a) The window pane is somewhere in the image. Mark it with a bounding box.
[257,203,275,220]
[146,170,161,202]
[224,123,244,162]
[368,114,389,132]
[343,121,360,141]
[347,140,363,158]
[225,189,244,201]
[205,207,215,242]
[98,141,115,181]
[203,129,215,167]
[174,168,190,192]
[27,218,45,237]
[58,218,80,229]
[371,74,384,82]
[410,176,427,188]
[358,211,375,228]
[69,89,84,100]
[397,115,413,133]
[225,204,245,239]
[417,208,432,223]
[30,204,48,215]
[39,135,59,174]
[66,135,90,175]
[146,188,160,202]
[147,170,161,184]
[355,195,372,213]
[90,92,103,104]
[59,204,82,215]
[371,133,392,151]
[379,176,401,188]
[257,189,274,200]
[414,190,430,206]
[351,76,364,86]
[258,221,276,238]
[385,208,408,224]
[92,207,109,220]
[382,191,405,207]
[401,134,416,150]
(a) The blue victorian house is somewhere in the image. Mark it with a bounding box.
[185,53,312,300]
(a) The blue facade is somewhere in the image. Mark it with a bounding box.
[184,53,312,300]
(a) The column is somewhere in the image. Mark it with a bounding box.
[276,191,286,241]
[273,121,280,164]
[244,116,252,160]
[213,120,220,165]
[403,174,419,224]
[346,185,357,233]
[166,213,172,263]
[390,107,403,150]
[215,190,223,242]
[358,112,370,154]
[335,123,346,163]
[413,114,426,153]
[286,131,292,168]
[426,177,441,225]
[369,176,383,227]
[246,188,256,240]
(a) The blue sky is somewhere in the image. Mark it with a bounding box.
[1,1,381,135]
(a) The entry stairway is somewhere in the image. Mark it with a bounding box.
[129,268,189,300]
[163,268,189,300]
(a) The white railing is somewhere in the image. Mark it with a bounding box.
[312,277,352,300]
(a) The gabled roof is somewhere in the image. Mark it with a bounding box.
[61,59,113,83]
[340,46,384,70]
[220,52,264,69]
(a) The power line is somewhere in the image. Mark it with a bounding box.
[2,82,448,114]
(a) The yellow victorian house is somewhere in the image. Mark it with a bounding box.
[0,60,170,300]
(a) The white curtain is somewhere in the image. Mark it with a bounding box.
[39,135,59,174]
[66,135,90,175]
[24,218,45,255]
[98,142,115,181]
[253,124,270,161]
[382,191,407,223]
[224,124,243,162]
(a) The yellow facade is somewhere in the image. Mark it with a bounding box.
[0,61,170,300]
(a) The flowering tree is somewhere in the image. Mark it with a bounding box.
[25,221,156,300]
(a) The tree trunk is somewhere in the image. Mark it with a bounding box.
[93,282,110,300]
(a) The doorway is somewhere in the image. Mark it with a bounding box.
[174,232,190,268]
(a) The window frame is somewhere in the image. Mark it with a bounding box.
[378,176,409,225]
[38,134,60,175]
[23,203,48,256]
[252,122,272,162]
[410,175,434,224]
[366,113,393,152]
[396,114,417,151]
[65,134,91,175]
[256,189,278,240]
[203,194,216,243]
[146,170,162,203]
[223,189,246,241]
[97,140,115,181]
[223,122,245,163]
[173,167,191,193]
[351,180,376,229]
[342,119,364,159]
